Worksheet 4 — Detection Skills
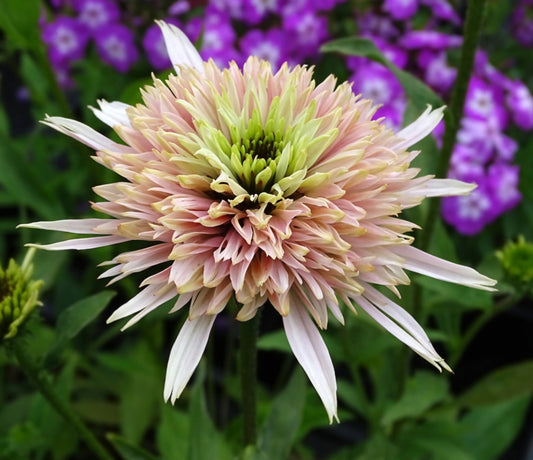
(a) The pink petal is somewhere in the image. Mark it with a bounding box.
[27,235,128,251]
[395,245,497,291]
[19,219,112,234]
[41,116,131,152]
[164,314,216,403]
[283,304,338,423]
[394,105,445,150]
[90,99,132,128]
[156,21,204,73]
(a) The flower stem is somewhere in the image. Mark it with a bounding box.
[10,339,115,460]
[240,313,260,448]
[418,0,486,253]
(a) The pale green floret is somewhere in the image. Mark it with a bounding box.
[0,249,42,341]
[182,75,340,208]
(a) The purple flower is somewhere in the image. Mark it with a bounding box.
[419,51,456,93]
[442,174,495,235]
[383,0,419,21]
[143,21,176,70]
[512,0,533,46]
[371,36,408,68]
[506,80,533,130]
[449,144,486,178]
[488,163,521,213]
[209,0,246,19]
[94,23,138,72]
[420,0,461,25]
[73,0,120,32]
[42,16,90,65]
[168,1,191,15]
[458,115,517,163]
[283,9,329,57]
[400,30,462,50]
[239,28,290,70]
[349,61,405,129]
[464,77,507,125]
[241,0,279,24]
[358,13,399,40]
[187,13,236,54]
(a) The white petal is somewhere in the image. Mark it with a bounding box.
[164,314,216,403]
[18,219,112,234]
[107,283,171,324]
[395,245,497,291]
[27,235,128,251]
[419,178,477,197]
[394,105,445,150]
[283,305,338,423]
[41,116,131,152]
[361,283,435,352]
[355,293,449,372]
[156,20,204,73]
[90,100,132,128]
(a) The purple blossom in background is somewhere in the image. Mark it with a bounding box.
[442,176,495,235]
[348,59,405,129]
[239,28,289,70]
[513,0,533,45]
[283,9,329,57]
[506,80,533,130]
[242,0,279,24]
[400,30,462,50]
[143,21,175,70]
[73,0,120,32]
[94,23,138,72]
[168,1,191,15]
[42,16,89,65]
[488,163,521,214]
[419,51,456,93]
[419,0,461,25]
[187,11,236,55]
[383,0,419,21]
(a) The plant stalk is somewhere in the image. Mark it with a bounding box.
[11,339,115,460]
[239,313,260,447]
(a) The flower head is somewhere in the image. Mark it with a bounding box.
[0,249,43,341]
[21,22,496,422]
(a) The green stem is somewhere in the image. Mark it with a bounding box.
[418,0,486,254]
[239,314,260,448]
[10,339,115,460]
[448,294,517,367]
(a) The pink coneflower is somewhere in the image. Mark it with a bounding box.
[21,22,496,422]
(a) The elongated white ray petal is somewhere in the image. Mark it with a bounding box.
[27,235,129,251]
[164,314,216,403]
[90,100,132,128]
[395,245,497,291]
[361,283,443,357]
[107,283,170,323]
[355,293,449,371]
[18,219,112,234]
[394,105,445,151]
[120,285,177,330]
[156,20,203,73]
[41,116,131,152]
[419,178,476,197]
[283,305,338,423]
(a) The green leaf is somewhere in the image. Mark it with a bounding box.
[107,433,159,460]
[45,290,116,367]
[257,329,290,353]
[381,371,449,426]
[396,421,474,460]
[0,0,42,52]
[457,360,533,407]
[156,405,190,460]
[188,367,233,460]
[457,396,530,460]
[321,37,444,115]
[254,368,306,460]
